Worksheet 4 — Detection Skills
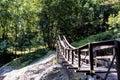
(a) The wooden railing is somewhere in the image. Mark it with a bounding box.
[56,36,120,80]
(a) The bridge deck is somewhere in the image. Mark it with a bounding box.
[57,36,120,80]
[59,54,117,80]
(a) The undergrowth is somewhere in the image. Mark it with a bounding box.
[3,49,48,69]
[72,28,120,47]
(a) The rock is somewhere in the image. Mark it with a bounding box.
[0,66,14,76]
[0,76,5,80]
[2,54,70,80]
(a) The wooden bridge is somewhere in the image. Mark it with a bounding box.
[56,36,120,80]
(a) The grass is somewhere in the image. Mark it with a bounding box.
[72,28,120,47]
[2,49,49,69]
[7,46,46,55]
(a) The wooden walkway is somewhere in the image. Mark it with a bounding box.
[56,36,120,80]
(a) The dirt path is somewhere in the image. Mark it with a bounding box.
[1,53,69,80]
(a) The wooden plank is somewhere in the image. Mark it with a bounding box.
[93,45,114,51]
[91,40,114,46]
[96,73,117,80]
[81,55,89,60]
[95,70,117,73]
[95,67,117,79]
[67,67,78,69]
[96,55,113,59]
[63,63,70,66]
[75,69,90,73]
[81,48,88,52]
[62,61,67,63]
[94,67,117,73]
[81,45,114,52]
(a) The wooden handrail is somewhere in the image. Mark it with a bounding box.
[57,36,120,80]
[63,35,76,49]
[91,40,114,46]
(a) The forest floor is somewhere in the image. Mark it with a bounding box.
[0,53,69,80]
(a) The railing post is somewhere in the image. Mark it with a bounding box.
[78,49,81,68]
[62,47,64,55]
[64,49,67,58]
[114,40,120,80]
[72,50,74,64]
[94,51,98,67]
[68,49,70,61]
[89,43,94,76]
[85,51,88,64]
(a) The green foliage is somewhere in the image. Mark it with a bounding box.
[0,41,7,50]
[72,28,120,47]
[39,0,119,49]
[108,11,120,28]
[0,0,119,53]
[106,0,120,29]
[0,0,42,55]
[6,49,47,69]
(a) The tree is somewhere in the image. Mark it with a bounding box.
[0,0,42,54]
[108,11,120,28]
[0,0,13,54]
[39,0,103,49]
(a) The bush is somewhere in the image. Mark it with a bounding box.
[5,49,47,69]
